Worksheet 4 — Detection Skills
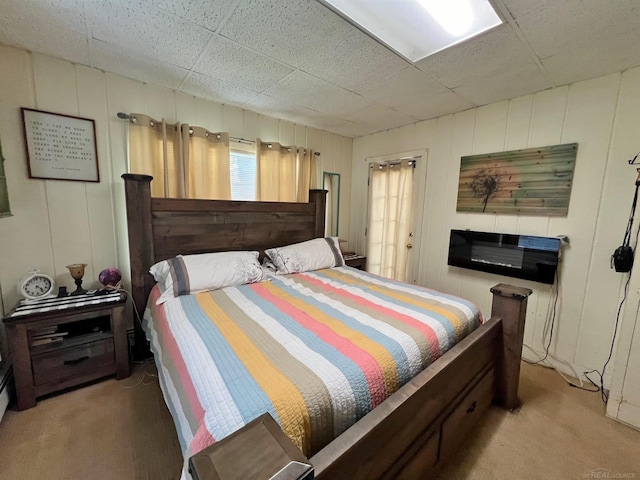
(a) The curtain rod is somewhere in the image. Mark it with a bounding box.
[230,136,255,145]
[370,158,418,168]
[118,113,320,155]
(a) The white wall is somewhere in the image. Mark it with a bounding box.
[351,69,640,387]
[0,44,353,316]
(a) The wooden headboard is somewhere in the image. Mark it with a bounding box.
[122,174,327,356]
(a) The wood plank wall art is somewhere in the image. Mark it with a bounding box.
[456,143,578,216]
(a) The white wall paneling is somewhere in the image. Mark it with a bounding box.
[350,67,640,393]
[605,68,640,429]
[0,45,353,319]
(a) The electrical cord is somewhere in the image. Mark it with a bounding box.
[103,285,149,364]
[527,171,640,398]
[523,270,599,392]
[524,270,559,366]
[583,280,630,402]
[583,235,638,402]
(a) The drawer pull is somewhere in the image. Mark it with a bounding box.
[64,356,89,366]
[466,401,477,414]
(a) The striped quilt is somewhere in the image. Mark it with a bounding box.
[143,266,482,465]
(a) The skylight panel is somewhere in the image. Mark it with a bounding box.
[320,0,503,62]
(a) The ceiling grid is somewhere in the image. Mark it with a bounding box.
[0,0,639,137]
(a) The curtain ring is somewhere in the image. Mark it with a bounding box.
[131,116,138,124]
[267,144,273,149]
[205,132,209,137]
[216,134,221,140]
[287,148,291,152]
[189,128,193,135]
[149,120,154,127]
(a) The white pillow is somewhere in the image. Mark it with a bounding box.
[265,237,345,275]
[149,251,264,304]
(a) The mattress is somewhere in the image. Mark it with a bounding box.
[143,266,482,465]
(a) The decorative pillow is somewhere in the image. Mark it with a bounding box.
[149,251,264,304]
[265,237,345,275]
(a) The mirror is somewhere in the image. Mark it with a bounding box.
[0,137,11,218]
[323,172,340,237]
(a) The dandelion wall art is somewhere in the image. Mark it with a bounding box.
[456,143,577,216]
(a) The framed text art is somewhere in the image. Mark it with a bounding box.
[21,108,99,182]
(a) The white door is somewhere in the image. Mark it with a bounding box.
[366,159,415,281]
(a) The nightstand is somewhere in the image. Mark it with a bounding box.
[344,254,366,270]
[3,292,130,410]
[189,413,313,480]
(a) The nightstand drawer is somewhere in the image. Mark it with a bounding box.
[32,338,115,386]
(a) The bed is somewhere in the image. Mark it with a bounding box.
[122,173,532,479]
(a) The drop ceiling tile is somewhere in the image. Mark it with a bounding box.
[501,0,548,18]
[243,94,321,121]
[453,62,550,106]
[394,91,474,120]
[344,103,417,132]
[181,72,260,107]
[219,0,349,68]
[154,0,236,32]
[356,67,452,108]
[541,50,638,87]
[88,0,212,70]
[245,94,374,137]
[0,19,89,66]
[307,118,371,138]
[1,0,86,35]
[193,36,294,93]
[512,0,640,85]
[334,122,373,138]
[301,28,410,91]
[91,40,190,90]
[513,0,640,58]
[263,71,370,115]
[416,26,550,92]
[321,90,373,117]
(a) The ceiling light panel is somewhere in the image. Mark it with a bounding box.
[319,0,503,62]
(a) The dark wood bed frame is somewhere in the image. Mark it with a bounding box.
[122,173,532,479]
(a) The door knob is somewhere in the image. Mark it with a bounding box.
[406,243,413,249]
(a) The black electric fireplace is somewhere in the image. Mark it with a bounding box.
[448,230,561,284]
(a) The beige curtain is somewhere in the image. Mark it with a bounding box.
[128,114,230,199]
[186,126,231,199]
[296,148,317,202]
[128,114,184,198]
[366,160,414,281]
[257,140,317,202]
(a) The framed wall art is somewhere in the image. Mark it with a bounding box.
[456,143,577,216]
[21,108,100,182]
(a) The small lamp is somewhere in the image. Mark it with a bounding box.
[66,263,88,296]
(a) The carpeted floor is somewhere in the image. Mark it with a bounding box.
[0,362,638,480]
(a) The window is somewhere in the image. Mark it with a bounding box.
[230,150,257,201]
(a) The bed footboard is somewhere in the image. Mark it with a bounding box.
[312,282,531,479]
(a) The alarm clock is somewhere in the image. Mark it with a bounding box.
[17,270,55,300]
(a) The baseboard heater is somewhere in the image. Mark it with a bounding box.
[448,230,560,284]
